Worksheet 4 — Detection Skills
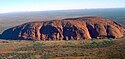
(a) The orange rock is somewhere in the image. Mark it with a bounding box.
[107,25,123,38]
[2,16,125,40]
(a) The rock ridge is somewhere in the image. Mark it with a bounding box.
[2,16,125,40]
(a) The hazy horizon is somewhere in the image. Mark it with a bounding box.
[0,0,125,13]
[0,8,124,14]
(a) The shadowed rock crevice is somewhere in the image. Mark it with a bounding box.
[40,24,59,40]
[87,24,95,38]
[2,27,20,40]
[0,34,2,39]
[63,24,77,40]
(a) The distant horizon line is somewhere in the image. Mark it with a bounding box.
[0,7,125,14]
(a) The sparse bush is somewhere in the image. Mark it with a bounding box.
[0,38,125,59]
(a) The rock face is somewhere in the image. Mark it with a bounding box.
[2,16,125,40]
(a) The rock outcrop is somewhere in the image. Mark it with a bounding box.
[1,16,125,40]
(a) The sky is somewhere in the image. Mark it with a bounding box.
[0,0,125,13]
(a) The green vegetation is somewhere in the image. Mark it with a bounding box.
[0,38,124,59]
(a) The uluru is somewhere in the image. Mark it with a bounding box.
[1,16,125,40]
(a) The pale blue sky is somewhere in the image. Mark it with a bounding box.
[0,0,125,13]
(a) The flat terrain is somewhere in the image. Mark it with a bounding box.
[0,38,125,59]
